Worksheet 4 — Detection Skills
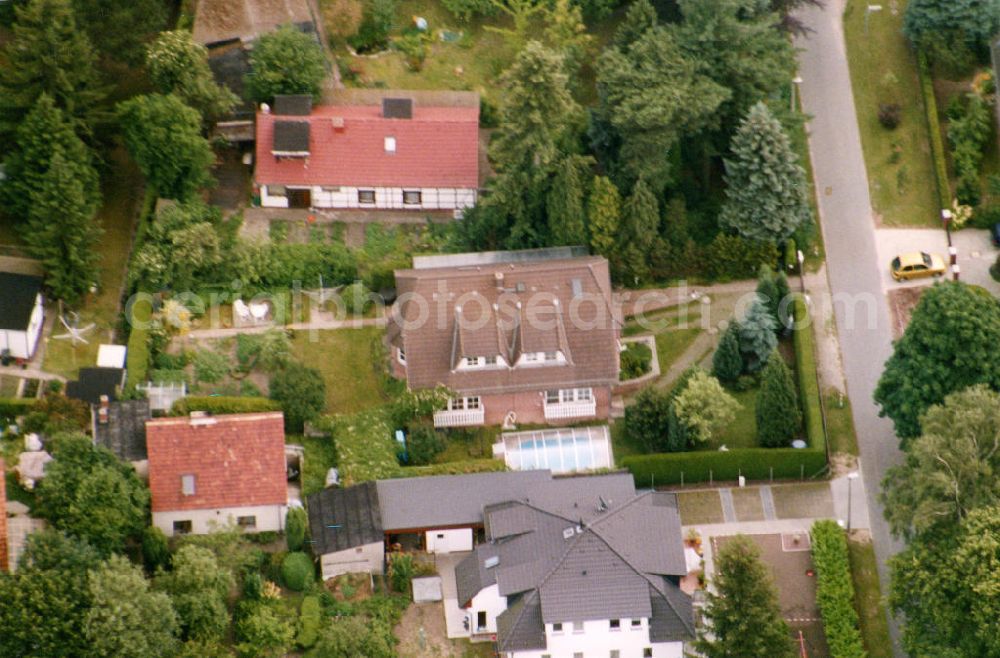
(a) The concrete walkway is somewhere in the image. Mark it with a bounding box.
[795,1,905,653]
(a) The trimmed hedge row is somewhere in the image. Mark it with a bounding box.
[126,325,151,385]
[621,447,827,487]
[792,295,826,455]
[401,459,506,478]
[170,396,282,416]
[0,398,38,419]
[811,520,867,658]
[917,50,952,210]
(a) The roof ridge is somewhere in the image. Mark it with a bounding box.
[497,590,541,651]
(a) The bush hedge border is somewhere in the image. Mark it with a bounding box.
[0,398,38,419]
[917,50,952,210]
[811,520,867,658]
[620,295,829,487]
[170,396,282,416]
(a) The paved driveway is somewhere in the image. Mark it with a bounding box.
[874,227,1000,293]
[794,1,906,654]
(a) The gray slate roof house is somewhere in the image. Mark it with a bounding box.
[456,491,694,652]
[92,399,151,462]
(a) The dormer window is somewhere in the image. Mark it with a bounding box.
[181,474,195,495]
[518,351,565,366]
[384,136,396,153]
[466,356,481,367]
[544,351,558,361]
[458,355,504,370]
[397,347,406,364]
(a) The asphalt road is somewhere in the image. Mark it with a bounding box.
[794,2,907,655]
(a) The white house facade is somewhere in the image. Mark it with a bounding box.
[153,502,287,537]
[0,273,44,361]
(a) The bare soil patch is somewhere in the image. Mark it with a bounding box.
[887,286,924,338]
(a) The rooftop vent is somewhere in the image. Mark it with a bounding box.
[382,97,413,119]
[330,116,345,131]
[562,527,575,540]
[484,556,500,569]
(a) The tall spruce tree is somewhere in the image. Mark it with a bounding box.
[1,94,101,222]
[738,296,777,373]
[72,0,167,65]
[720,102,812,243]
[547,155,590,246]
[695,535,796,658]
[21,149,101,305]
[587,175,622,259]
[618,179,659,284]
[756,350,801,447]
[713,322,743,383]
[0,0,106,136]
[490,41,581,175]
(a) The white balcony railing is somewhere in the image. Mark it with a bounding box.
[433,407,486,428]
[543,399,597,420]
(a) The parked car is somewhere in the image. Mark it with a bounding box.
[890,252,946,281]
[991,222,1000,247]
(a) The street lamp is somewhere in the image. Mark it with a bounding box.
[791,76,803,112]
[846,471,860,531]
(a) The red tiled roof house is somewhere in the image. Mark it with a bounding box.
[147,412,288,536]
[388,249,621,427]
[254,92,479,211]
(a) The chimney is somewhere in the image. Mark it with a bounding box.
[98,395,109,425]
[331,116,345,132]
[494,271,504,289]
[260,103,271,114]
[189,410,217,427]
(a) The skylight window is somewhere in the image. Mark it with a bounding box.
[384,136,396,153]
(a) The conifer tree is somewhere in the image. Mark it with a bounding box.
[738,296,777,373]
[695,535,796,658]
[490,41,580,175]
[1,94,101,222]
[72,0,167,65]
[588,175,622,258]
[720,102,812,244]
[618,179,659,284]
[713,322,743,383]
[774,270,792,329]
[0,0,106,136]
[756,350,801,447]
[21,149,101,305]
[547,155,589,246]
[613,0,657,49]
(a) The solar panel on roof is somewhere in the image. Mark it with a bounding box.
[273,95,313,116]
[382,98,413,119]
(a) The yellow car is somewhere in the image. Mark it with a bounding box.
[890,252,946,281]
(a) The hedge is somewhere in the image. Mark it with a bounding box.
[792,295,826,455]
[0,398,38,420]
[170,396,282,416]
[917,50,952,210]
[297,595,321,649]
[401,459,506,478]
[126,324,151,385]
[621,447,827,487]
[811,520,867,658]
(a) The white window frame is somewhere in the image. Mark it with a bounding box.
[237,515,257,529]
[384,136,397,153]
[181,474,196,496]
[358,189,376,204]
[545,390,561,404]
[397,347,406,364]
[484,355,497,366]
[173,520,192,535]
[465,356,481,367]
[523,352,539,363]
[544,351,558,362]
[576,388,593,402]
[447,396,481,411]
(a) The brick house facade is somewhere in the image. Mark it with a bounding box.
[388,249,621,427]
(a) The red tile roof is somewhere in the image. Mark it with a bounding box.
[146,413,287,513]
[254,103,480,189]
[0,458,7,572]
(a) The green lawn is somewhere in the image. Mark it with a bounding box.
[843,0,939,227]
[848,538,894,658]
[731,486,765,521]
[289,327,392,415]
[676,489,725,525]
[825,389,859,455]
[654,328,704,374]
[43,148,144,379]
[434,427,499,463]
[709,388,758,450]
[293,433,339,496]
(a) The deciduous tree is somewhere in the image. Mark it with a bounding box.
[85,555,180,658]
[874,281,1000,442]
[881,385,1000,540]
[0,0,106,135]
[235,602,295,658]
[720,102,812,244]
[673,370,739,444]
[147,31,239,124]
[21,149,102,305]
[157,545,234,643]
[269,362,327,432]
[247,25,327,102]
[118,93,215,200]
[756,351,801,447]
[695,535,796,658]
[623,386,674,453]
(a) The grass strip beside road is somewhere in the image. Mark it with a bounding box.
[847,537,894,658]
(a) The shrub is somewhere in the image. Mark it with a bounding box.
[142,526,171,573]
[705,234,779,281]
[193,349,230,384]
[917,51,952,209]
[619,342,653,380]
[877,103,901,129]
[242,572,264,601]
[948,93,992,206]
[621,448,827,486]
[339,281,372,316]
[673,371,739,445]
[388,553,414,594]
[280,552,314,592]
[405,423,447,466]
[792,296,826,454]
[0,398,37,423]
[171,396,282,416]
[738,297,777,373]
[810,521,866,658]
[349,0,395,53]
[756,351,802,447]
[623,386,674,453]
[400,459,506,477]
[441,0,495,20]
[285,507,308,552]
[297,596,321,649]
[970,201,1000,229]
[713,323,743,382]
[269,362,326,432]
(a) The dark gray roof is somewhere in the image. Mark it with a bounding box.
[65,368,126,406]
[274,95,313,116]
[272,120,310,153]
[649,580,696,642]
[0,272,42,331]
[382,97,413,119]
[374,471,552,531]
[307,481,384,555]
[496,592,547,653]
[93,400,150,461]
